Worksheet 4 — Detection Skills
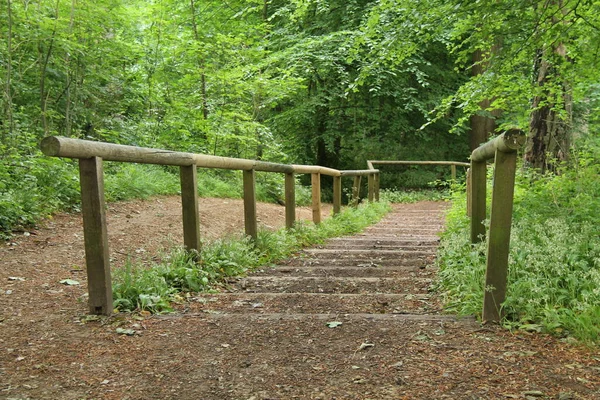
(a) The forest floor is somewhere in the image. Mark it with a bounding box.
[0,196,598,400]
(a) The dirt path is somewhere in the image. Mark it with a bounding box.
[1,199,598,399]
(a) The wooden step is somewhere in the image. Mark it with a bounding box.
[251,265,437,278]
[184,292,441,315]
[226,276,435,294]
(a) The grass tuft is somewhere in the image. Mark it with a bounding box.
[112,201,391,313]
[437,138,600,344]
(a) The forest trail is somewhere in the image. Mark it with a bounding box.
[1,198,598,399]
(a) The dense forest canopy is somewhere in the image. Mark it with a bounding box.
[2,0,599,344]
[1,1,599,194]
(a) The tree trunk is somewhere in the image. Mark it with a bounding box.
[38,0,59,136]
[3,0,14,144]
[190,0,209,122]
[525,44,572,172]
[469,49,496,151]
[64,0,76,137]
[524,1,572,173]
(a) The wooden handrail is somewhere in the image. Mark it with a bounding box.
[40,136,379,315]
[468,129,525,323]
[367,160,470,167]
[367,159,470,182]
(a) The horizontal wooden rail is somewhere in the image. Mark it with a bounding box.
[41,136,347,176]
[40,136,379,315]
[469,129,525,324]
[367,159,469,182]
[367,160,470,168]
[340,170,380,177]
[471,131,525,162]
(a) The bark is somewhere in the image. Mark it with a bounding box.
[524,46,572,172]
[64,0,76,137]
[3,0,14,141]
[524,0,573,172]
[190,0,208,121]
[469,49,496,152]
[38,0,60,136]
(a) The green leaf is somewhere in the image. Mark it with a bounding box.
[115,328,136,336]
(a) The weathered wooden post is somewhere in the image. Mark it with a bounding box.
[451,164,457,181]
[285,172,296,228]
[79,157,112,316]
[466,168,472,217]
[243,169,258,239]
[470,160,486,243]
[374,172,380,202]
[351,176,361,206]
[311,172,322,224]
[180,165,200,253]
[368,173,375,202]
[333,175,342,215]
[470,129,525,323]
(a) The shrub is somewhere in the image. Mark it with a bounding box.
[437,137,600,343]
[112,200,391,313]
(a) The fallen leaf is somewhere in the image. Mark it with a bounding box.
[81,315,100,323]
[115,328,136,336]
[326,321,343,328]
[503,351,538,358]
[59,279,80,286]
[358,342,375,351]
[522,390,544,397]
[8,277,25,282]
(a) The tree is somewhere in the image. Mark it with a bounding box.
[358,0,600,171]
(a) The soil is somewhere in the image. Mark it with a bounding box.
[0,197,598,400]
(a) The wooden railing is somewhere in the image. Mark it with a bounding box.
[366,160,470,202]
[41,136,379,315]
[367,160,470,180]
[468,129,525,323]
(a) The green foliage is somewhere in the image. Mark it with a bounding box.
[438,139,600,343]
[380,188,450,203]
[104,164,181,202]
[264,1,468,176]
[0,155,317,238]
[0,153,79,238]
[112,200,391,313]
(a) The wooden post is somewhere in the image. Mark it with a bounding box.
[482,150,518,323]
[79,157,112,316]
[368,173,375,202]
[180,165,200,253]
[466,168,472,217]
[470,160,487,243]
[451,164,457,181]
[285,172,296,228]
[351,176,361,206]
[333,175,342,215]
[374,173,380,202]
[311,172,322,224]
[243,169,258,239]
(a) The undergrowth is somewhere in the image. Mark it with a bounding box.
[380,188,450,203]
[437,137,600,344]
[0,157,311,238]
[112,201,391,313]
